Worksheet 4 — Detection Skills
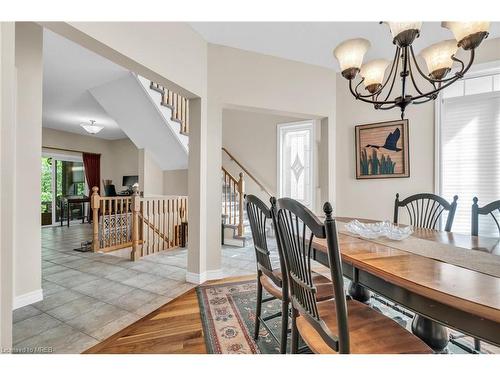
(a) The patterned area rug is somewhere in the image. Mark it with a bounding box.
[196,279,498,354]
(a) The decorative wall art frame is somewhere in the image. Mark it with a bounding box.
[355,119,409,179]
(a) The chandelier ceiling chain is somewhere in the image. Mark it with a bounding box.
[334,22,490,118]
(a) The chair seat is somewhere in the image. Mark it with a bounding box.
[259,269,334,301]
[296,299,433,354]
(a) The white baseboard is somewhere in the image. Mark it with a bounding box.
[186,269,223,284]
[206,269,223,280]
[13,289,43,310]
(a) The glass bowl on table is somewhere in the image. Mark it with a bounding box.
[345,219,413,240]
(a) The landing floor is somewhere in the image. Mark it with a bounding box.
[12,224,257,353]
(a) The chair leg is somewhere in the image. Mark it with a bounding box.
[291,307,299,354]
[254,277,262,340]
[474,338,481,352]
[280,299,289,354]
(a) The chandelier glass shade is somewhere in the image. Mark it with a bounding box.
[334,22,490,118]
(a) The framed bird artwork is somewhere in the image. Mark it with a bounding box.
[355,119,410,179]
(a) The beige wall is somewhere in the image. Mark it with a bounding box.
[163,169,188,196]
[109,138,141,190]
[140,149,164,196]
[0,21,16,349]
[222,108,304,203]
[14,23,43,303]
[335,37,500,221]
[47,22,207,98]
[42,22,212,283]
[207,44,336,272]
[42,128,139,192]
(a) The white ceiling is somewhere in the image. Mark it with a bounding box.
[43,29,130,140]
[190,22,500,70]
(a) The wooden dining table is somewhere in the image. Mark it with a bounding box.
[311,217,500,349]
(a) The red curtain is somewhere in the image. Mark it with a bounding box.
[82,153,101,194]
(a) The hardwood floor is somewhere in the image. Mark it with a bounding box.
[84,276,254,354]
[84,288,207,354]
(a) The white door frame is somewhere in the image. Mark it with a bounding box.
[277,120,315,209]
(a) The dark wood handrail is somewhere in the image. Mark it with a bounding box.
[222,147,273,197]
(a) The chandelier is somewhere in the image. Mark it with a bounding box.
[80,120,103,135]
[334,22,490,118]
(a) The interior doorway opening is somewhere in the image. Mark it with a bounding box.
[41,152,87,226]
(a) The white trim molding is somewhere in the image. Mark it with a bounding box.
[13,289,43,310]
[186,269,223,284]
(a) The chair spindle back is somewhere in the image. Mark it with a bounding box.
[472,197,500,236]
[273,197,350,353]
[246,195,280,284]
[394,193,458,232]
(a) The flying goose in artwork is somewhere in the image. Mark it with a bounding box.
[366,128,402,152]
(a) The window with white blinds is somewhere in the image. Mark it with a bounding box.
[440,90,500,235]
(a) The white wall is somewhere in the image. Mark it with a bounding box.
[14,22,43,305]
[0,21,16,349]
[335,37,500,221]
[42,128,139,192]
[163,169,188,196]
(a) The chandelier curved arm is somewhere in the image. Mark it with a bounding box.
[377,51,400,102]
[411,48,475,101]
[353,47,401,99]
[408,56,440,99]
[452,54,465,73]
[408,58,428,97]
[349,79,397,105]
[409,45,471,84]
[374,103,399,110]
[411,95,438,105]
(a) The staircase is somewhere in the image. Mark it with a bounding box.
[142,77,189,150]
[221,168,252,246]
[91,72,277,249]
[221,148,275,247]
[89,73,188,170]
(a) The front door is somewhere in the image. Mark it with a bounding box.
[277,120,315,209]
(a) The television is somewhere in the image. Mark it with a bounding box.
[122,175,138,188]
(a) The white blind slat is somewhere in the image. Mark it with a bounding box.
[441,94,500,236]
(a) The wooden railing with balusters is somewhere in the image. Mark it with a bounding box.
[91,187,188,261]
[138,196,188,259]
[150,82,189,135]
[221,167,245,237]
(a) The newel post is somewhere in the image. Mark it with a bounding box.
[91,187,100,252]
[238,172,245,237]
[131,186,141,261]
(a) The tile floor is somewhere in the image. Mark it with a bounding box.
[12,224,259,354]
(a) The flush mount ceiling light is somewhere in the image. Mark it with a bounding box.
[334,22,490,118]
[80,120,103,135]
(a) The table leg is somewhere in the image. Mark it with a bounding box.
[60,200,63,227]
[67,202,70,227]
[411,315,449,352]
[347,281,371,303]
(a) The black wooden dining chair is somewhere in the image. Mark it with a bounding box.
[394,192,458,351]
[245,194,287,353]
[472,197,500,236]
[246,195,333,354]
[394,193,458,231]
[273,197,432,354]
[470,197,500,351]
